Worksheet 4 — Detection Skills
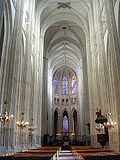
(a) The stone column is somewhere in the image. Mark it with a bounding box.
[47,70,53,136]
[36,51,42,146]
[0,0,6,37]
[86,10,98,146]
[69,112,73,132]
[38,35,44,144]
[104,0,120,85]
[0,0,25,153]
[59,113,63,133]
[104,0,120,151]
[57,116,60,133]
[34,14,42,146]
[76,110,81,141]
[82,56,90,137]
[42,57,48,136]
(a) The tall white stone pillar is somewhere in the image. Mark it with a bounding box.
[104,0,120,151]
[0,0,6,37]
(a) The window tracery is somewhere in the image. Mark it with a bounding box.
[53,67,78,137]
[53,67,78,106]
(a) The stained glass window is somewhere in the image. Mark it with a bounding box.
[62,76,68,94]
[54,76,58,94]
[63,115,68,132]
[72,76,76,93]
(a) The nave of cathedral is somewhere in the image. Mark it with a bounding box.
[0,0,120,159]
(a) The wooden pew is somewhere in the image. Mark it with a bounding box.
[35,146,60,150]
[79,152,120,160]
[73,149,113,153]
[71,146,120,160]
[0,146,61,160]
[70,146,96,150]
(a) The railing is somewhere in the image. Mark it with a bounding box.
[51,149,85,160]
[50,147,61,160]
[72,150,85,160]
[51,152,57,160]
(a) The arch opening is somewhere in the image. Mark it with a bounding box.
[73,110,77,136]
[54,109,58,135]
[63,110,68,135]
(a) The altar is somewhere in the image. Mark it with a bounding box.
[56,132,75,145]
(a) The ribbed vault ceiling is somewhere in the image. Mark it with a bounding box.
[53,66,77,80]
[36,0,92,75]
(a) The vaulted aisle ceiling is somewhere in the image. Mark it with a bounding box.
[36,0,92,74]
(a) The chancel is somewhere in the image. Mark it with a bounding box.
[0,0,120,159]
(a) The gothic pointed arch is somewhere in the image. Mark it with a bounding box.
[52,66,78,137]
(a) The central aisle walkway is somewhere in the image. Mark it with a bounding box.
[57,150,75,160]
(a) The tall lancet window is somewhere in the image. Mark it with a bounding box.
[63,111,68,133]
[72,76,76,94]
[54,76,59,94]
[62,76,68,94]
[63,116,68,132]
